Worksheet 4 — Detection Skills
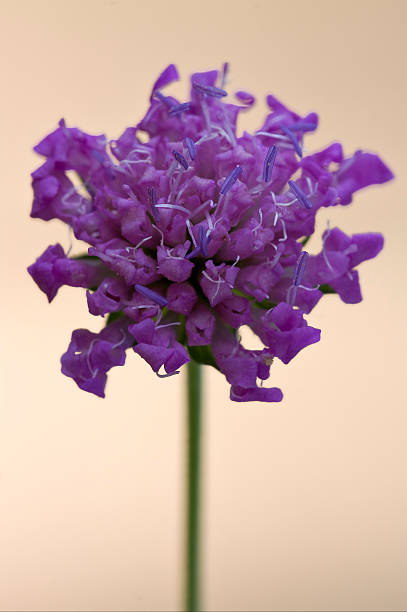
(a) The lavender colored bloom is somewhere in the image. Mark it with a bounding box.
[303,227,385,304]
[230,386,283,402]
[87,277,129,316]
[28,244,106,302]
[61,318,134,398]
[157,242,194,282]
[129,317,189,377]
[123,290,160,322]
[167,282,197,315]
[214,295,251,328]
[251,303,321,364]
[335,151,394,205]
[28,64,393,401]
[186,303,216,346]
[200,261,239,307]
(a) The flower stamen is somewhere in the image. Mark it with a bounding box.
[192,82,227,98]
[134,284,168,308]
[220,165,242,195]
[263,145,278,182]
[288,180,313,209]
[172,150,189,170]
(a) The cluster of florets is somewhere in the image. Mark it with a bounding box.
[28,64,393,401]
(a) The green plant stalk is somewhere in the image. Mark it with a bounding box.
[185,360,202,612]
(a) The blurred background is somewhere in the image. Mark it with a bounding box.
[0,0,406,610]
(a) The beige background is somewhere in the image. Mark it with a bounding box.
[1,0,406,610]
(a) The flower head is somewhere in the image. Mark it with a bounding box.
[28,64,393,400]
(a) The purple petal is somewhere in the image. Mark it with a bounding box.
[150,64,179,101]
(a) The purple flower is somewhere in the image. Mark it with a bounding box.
[186,302,216,346]
[129,316,189,377]
[28,65,393,401]
[250,303,321,364]
[200,261,239,307]
[87,277,129,316]
[157,242,194,282]
[60,318,134,398]
[303,227,385,303]
[28,244,106,302]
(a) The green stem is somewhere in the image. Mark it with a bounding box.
[185,360,202,612]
